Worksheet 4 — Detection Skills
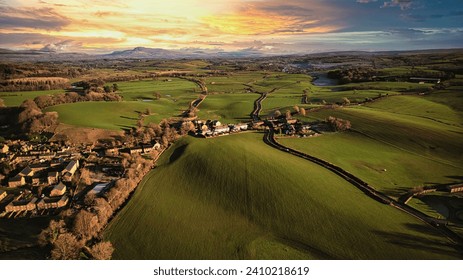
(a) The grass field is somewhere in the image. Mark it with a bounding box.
[197,93,257,124]
[45,101,181,130]
[280,93,462,203]
[105,133,461,259]
[0,89,64,107]
[280,132,463,197]
[115,78,198,101]
[45,78,200,130]
[298,98,463,166]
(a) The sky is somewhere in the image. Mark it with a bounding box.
[0,0,462,54]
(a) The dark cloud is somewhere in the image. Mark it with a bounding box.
[381,0,414,10]
[0,32,56,46]
[260,5,315,17]
[0,6,71,30]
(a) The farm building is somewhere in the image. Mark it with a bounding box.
[0,190,6,201]
[36,195,68,210]
[47,171,59,185]
[50,182,66,197]
[448,184,463,193]
[214,125,230,135]
[8,175,26,188]
[234,123,248,131]
[89,182,111,196]
[5,197,38,213]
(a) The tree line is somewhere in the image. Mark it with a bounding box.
[0,77,70,92]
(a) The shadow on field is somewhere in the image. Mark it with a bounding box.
[120,115,138,120]
[169,144,188,164]
[372,223,463,259]
[446,175,463,181]
[383,186,412,198]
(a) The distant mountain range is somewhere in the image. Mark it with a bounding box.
[0,46,268,61]
[0,46,461,62]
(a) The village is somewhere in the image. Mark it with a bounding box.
[0,138,162,219]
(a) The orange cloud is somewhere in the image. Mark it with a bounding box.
[203,2,342,35]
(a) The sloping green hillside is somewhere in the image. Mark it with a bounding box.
[105,133,461,260]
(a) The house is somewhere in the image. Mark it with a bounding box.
[47,171,59,185]
[50,182,66,197]
[235,123,248,131]
[38,153,55,160]
[141,142,161,153]
[62,160,79,177]
[129,146,143,154]
[105,147,120,156]
[31,175,41,186]
[19,166,34,177]
[5,197,38,212]
[447,184,463,193]
[152,141,161,150]
[0,144,8,154]
[8,175,26,188]
[36,195,68,210]
[0,190,6,201]
[30,163,49,172]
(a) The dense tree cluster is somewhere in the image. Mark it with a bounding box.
[33,91,122,109]
[328,68,378,84]
[18,99,59,133]
[0,77,70,92]
[0,63,86,81]
[326,116,352,131]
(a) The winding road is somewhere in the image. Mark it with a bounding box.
[249,84,463,246]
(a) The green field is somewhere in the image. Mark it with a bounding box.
[45,100,184,130]
[197,93,257,124]
[280,94,463,202]
[45,78,200,130]
[105,133,461,259]
[0,89,64,107]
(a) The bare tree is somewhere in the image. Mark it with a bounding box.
[285,110,292,120]
[38,219,66,246]
[51,233,81,260]
[300,107,306,116]
[73,210,99,240]
[80,168,92,186]
[89,241,114,260]
[293,105,300,114]
[274,110,281,118]
[342,97,351,105]
[84,192,96,206]
[0,98,5,107]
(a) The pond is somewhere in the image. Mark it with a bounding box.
[311,73,338,87]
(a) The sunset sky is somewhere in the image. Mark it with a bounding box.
[0,0,462,54]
